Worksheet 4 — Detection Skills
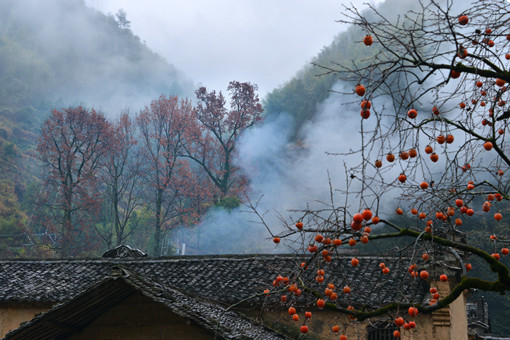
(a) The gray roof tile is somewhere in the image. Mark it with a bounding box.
[4,266,289,340]
[0,254,429,308]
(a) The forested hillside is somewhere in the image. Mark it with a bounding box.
[0,0,192,256]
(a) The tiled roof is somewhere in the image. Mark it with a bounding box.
[4,266,289,340]
[0,254,429,308]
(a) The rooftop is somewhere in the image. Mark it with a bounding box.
[4,266,289,340]
[0,254,429,308]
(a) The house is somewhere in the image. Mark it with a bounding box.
[0,246,469,339]
[467,296,491,338]
[466,296,510,340]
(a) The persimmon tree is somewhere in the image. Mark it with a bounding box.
[136,95,202,256]
[183,81,263,201]
[263,0,510,338]
[36,107,112,256]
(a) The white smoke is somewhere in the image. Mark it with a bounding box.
[180,81,386,254]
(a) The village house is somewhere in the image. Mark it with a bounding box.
[0,246,473,339]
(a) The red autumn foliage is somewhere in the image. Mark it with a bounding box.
[37,107,112,256]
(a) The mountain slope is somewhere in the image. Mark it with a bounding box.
[0,0,193,113]
[0,0,194,256]
[263,0,424,137]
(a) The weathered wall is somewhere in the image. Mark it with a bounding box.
[68,293,214,340]
[450,292,468,340]
[0,304,50,338]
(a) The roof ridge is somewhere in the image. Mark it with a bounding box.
[0,254,413,263]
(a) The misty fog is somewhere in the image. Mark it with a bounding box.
[0,0,487,256]
[167,0,493,255]
[0,0,193,116]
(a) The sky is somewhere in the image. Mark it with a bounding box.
[84,0,383,96]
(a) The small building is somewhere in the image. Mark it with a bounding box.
[466,296,510,340]
[0,246,469,339]
[467,296,491,337]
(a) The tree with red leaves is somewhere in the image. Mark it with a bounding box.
[137,95,199,256]
[97,112,146,248]
[183,81,263,201]
[174,164,216,228]
[36,107,112,257]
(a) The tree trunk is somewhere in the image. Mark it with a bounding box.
[220,151,231,199]
[60,185,73,257]
[113,180,122,246]
[153,188,163,256]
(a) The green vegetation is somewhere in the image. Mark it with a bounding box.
[263,19,388,138]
